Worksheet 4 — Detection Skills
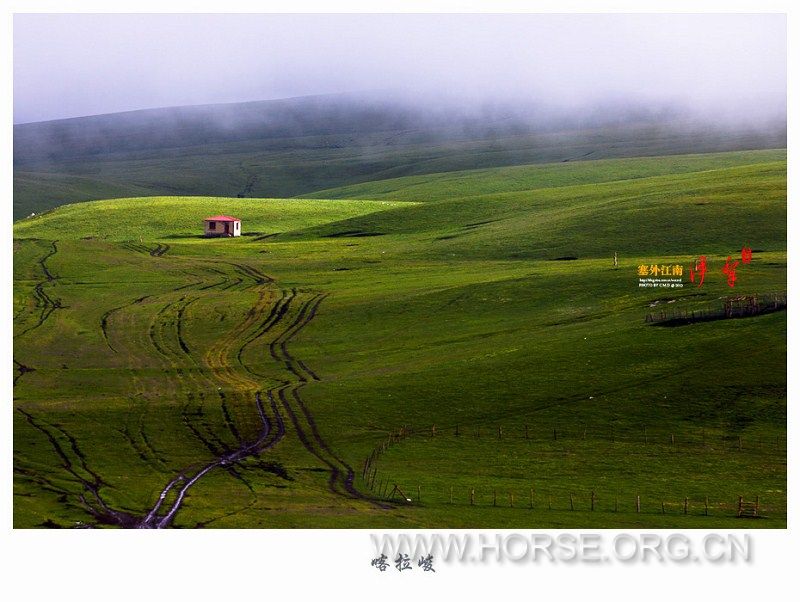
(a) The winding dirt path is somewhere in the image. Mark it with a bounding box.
[16,243,385,527]
[14,240,62,340]
[139,391,285,528]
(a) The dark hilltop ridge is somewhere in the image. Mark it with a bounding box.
[13,92,786,220]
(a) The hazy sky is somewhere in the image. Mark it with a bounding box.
[13,13,786,124]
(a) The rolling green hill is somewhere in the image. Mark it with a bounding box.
[13,95,787,220]
[300,149,786,202]
[13,150,786,528]
[13,196,409,241]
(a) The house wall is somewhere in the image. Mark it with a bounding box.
[204,221,241,237]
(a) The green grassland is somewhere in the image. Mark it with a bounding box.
[13,150,786,528]
[300,149,786,202]
[13,196,410,241]
[13,96,786,221]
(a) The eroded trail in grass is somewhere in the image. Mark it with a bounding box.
[13,241,62,389]
[15,243,379,527]
[139,391,285,528]
[140,284,386,527]
[14,240,62,340]
[134,277,375,526]
[268,292,384,505]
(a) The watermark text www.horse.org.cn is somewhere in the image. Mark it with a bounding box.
[370,533,752,569]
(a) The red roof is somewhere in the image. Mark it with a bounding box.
[204,215,240,222]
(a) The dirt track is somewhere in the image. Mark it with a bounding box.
[15,243,388,527]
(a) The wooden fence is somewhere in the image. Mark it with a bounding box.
[363,480,772,519]
[360,422,783,519]
[646,292,786,326]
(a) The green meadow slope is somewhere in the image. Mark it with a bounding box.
[300,149,786,202]
[13,93,786,221]
[13,150,786,528]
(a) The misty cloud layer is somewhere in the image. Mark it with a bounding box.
[14,13,786,125]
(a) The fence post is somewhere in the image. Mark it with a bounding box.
[509,491,514,507]
[684,497,688,515]
[498,426,502,440]
[737,495,743,517]
[591,491,595,511]
[569,493,574,511]
[755,495,760,517]
[553,428,557,441]
[661,501,666,514]
[636,495,641,513]
[417,485,421,503]
[529,488,534,509]
[705,496,709,516]
[470,488,475,506]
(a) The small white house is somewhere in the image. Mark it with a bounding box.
[204,215,241,237]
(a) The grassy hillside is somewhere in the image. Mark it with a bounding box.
[13,151,786,528]
[13,196,409,240]
[293,159,786,260]
[13,94,786,219]
[300,149,786,202]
